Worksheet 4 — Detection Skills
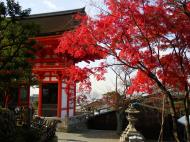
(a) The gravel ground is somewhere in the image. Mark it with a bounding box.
[51,129,120,142]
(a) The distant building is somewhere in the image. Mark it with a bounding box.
[84,99,111,114]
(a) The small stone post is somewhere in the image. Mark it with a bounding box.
[120,103,144,142]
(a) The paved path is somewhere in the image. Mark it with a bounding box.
[53,129,120,142]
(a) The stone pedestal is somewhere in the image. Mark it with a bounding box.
[120,104,144,142]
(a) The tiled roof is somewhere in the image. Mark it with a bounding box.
[21,8,85,36]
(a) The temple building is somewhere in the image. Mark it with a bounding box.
[19,8,85,118]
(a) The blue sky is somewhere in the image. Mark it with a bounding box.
[18,0,86,13]
[17,0,103,17]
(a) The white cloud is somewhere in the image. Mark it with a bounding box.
[43,0,57,10]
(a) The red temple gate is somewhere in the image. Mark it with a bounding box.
[18,8,85,118]
[32,35,76,118]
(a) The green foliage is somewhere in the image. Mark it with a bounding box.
[0,108,16,142]
[0,0,37,75]
[0,0,38,106]
[14,127,41,142]
[33,100,38,110]
[0,108,41,142]
[0,0,30,18]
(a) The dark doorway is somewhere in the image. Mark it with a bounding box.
[42,83,58,117]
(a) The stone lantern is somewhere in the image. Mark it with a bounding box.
[120,103,144,142]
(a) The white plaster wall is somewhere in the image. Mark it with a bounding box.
[69,109,74,117]
[62,82,66,88]
[61,110,67,118]
[61,81,76,118]
[51,77,57,81]
[43,77,49,81]
[61,82,67,119]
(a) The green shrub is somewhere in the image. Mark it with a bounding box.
[15,127,41,142]
[0,108,16,142]
[0,108,41,142]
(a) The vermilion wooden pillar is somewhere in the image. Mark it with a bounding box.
[38,82,42,116]
[57,76,62,117]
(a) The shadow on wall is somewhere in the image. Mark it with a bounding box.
[87,111,117,130]
[87,108,185,141]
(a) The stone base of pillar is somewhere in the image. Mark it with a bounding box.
[120,129,144,142]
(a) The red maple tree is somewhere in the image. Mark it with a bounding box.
[57,0,190,141]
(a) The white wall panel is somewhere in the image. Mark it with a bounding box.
[61,110,67,118]
[43,77,49,81]
[61,81,67,119]
[69,109,74,117]
[61,89,67,108]
[62,83,66,88]
[51,77,57,81]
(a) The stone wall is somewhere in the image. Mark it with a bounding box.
[57,113,92,132]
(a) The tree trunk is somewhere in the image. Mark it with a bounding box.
[184,92,190,142]
[158,95,165,142]
[146,72,180,142]
[116,109,125,135]
[166,93,179,142]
